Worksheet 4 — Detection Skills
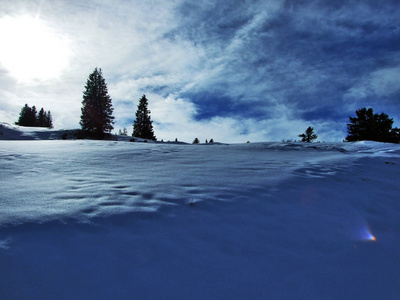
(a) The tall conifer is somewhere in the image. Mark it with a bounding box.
[46,111,53,128]
[80,68,114,138]
[37,108,46,127]
[132,95,156,140]
[15,104,32,126]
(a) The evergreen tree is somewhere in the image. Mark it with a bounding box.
[193,138,200,144]
[209,138,214,143]
[37,108,46,127]
[298,126,317,143]
[346,108,399,143]
[80,68,114,138]
[132,95,156,140]
[45,111,53,128]
[15,104,32,126]
[28,105,38,126]
[15,104,36,126]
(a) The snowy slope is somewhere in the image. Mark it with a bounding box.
[0,122,72,140]
[0,131,399,299]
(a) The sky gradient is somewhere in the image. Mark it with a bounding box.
[0,0,399,143]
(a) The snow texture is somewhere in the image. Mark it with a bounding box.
[0,123,400,299]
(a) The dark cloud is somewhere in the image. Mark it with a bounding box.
[169,0,400,126]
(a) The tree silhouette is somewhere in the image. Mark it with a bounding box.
[15,104,53,128]
[15,104,32,126]
[80,68,114,138]
[298,126,317,143]
[132,95,156,140]
[45,111,53,128]
[346,108,399,143]
[37,108,46,127]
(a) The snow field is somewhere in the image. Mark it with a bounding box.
[0,139,399,299]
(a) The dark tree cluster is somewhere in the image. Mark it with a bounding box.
[346,108,400,143]
[298,108,399,144]
[16,104,53,128]
[193,138,214,144]
[80,68,114,138]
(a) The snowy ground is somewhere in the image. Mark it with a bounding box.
[0,124,400,299]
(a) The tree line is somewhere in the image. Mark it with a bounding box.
[15,104,53,128]
[14,67,400,144]
[299,108,400,143]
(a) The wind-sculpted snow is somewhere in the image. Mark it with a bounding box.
[0,140,363,226]
[0,139,399,299]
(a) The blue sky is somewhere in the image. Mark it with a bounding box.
[0,0,399,142]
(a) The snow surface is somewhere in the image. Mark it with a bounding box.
[1,123,400,299]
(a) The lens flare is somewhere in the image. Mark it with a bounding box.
[365,231,377,241]
[359,223,377,242]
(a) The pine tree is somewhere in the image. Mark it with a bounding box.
[16,104,37,126]
[193,138,200,144]
[45,111,53,128]
[29,105,38,126]
[298,126,317,143]
[15,104,32,126]
[132,95,156,140]
[346,108,399,143]
[80,68,114,138]
[37,108,46,127]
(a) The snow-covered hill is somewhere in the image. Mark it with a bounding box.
[0,125,399,299]
[0,122,70,140]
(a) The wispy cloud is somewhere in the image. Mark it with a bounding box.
[0,0,399,142]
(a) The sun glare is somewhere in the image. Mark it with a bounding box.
[0,15,70,82]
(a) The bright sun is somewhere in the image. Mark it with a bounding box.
[0,15,70,82]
